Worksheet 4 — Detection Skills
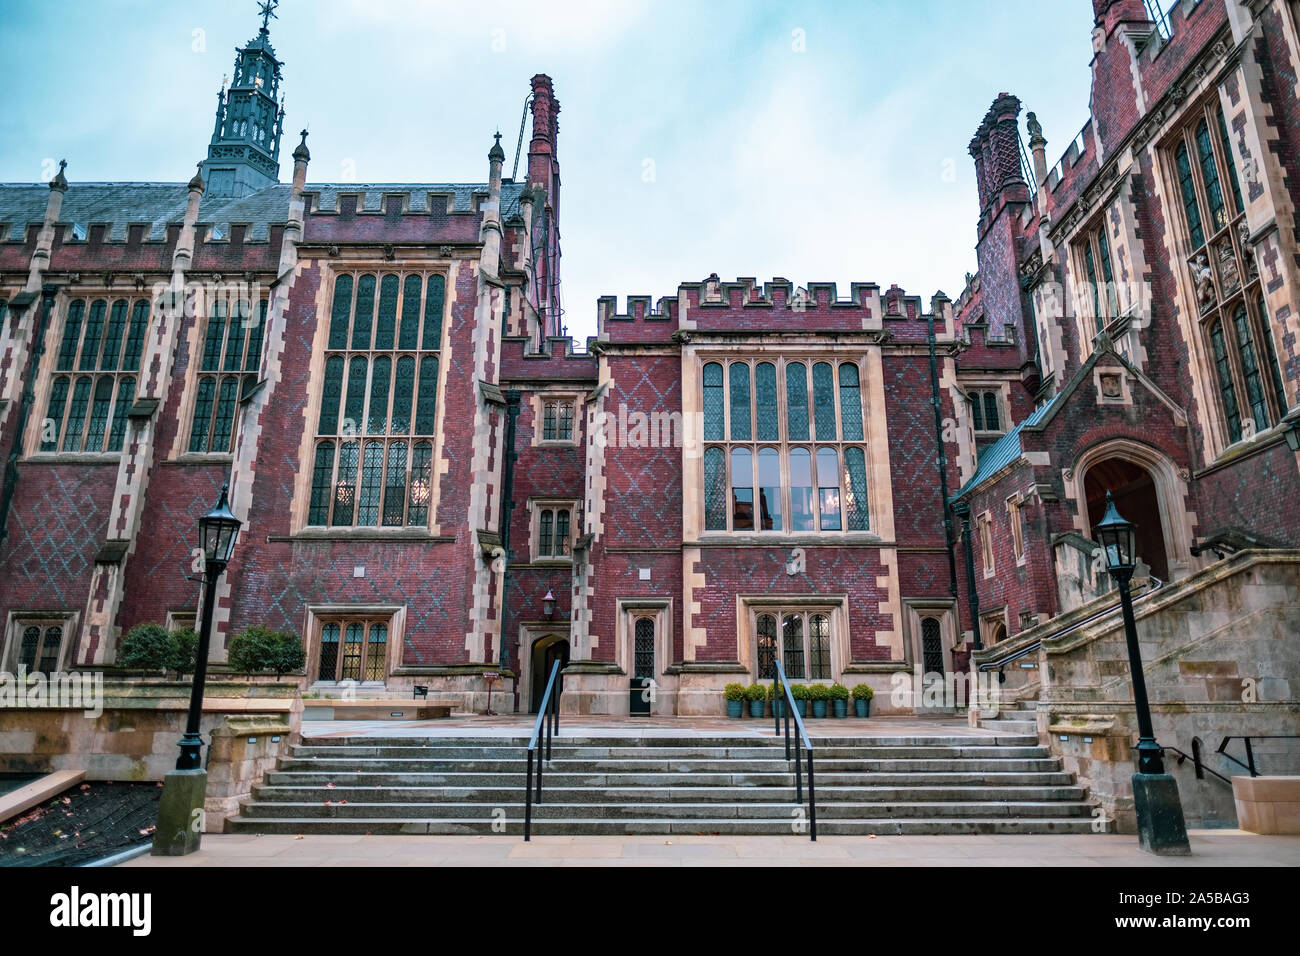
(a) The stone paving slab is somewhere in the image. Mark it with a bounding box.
[121,830,1300,867]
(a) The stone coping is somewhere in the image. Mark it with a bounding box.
[0,770,85,824]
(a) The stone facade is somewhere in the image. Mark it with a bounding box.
[0,2,1297,728]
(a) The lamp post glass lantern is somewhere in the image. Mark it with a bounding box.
[1096,491,1189,854]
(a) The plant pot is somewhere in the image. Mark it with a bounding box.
[774,699,787,717]
[796,700,808,717]
[854,698,870,718]
[812,700,827,718]
[833,699,847,718]
[727,700,744,718]
[749,700,766,718]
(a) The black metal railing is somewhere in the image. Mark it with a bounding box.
[977,576,1164,678]
[772,660,816,841]
[1161,744,1232,785]
[1217,736,1300,778]
[523,658,562,841]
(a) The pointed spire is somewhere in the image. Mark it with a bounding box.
[293,129,310,162]
[49,159,68,193]
[489,130,505,163]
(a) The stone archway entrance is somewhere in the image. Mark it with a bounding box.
[1083,457,1170,580]
[530,634,569,713]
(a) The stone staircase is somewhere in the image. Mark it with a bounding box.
[977,700,1041,736]
[228,729,1104,835]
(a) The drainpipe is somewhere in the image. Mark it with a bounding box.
[952,499,982,650]
[497,389,522,692]
[928,293,959,599]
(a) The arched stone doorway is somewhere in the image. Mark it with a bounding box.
[530,634,569,713]
[1083,457,1170,580]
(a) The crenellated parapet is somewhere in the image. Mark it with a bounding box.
[596,277,960,345]
[499,334,597,382]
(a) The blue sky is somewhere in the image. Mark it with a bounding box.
[0,0,1097,341]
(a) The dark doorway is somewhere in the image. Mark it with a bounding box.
[1083,458,1169,580]
[530,635,569,713]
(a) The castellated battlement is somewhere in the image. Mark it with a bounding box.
[499,334,598,381]
[596,277,949,342]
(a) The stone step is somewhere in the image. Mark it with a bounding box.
[288,744,1055,761]
[227,815,1102,836]
[237,798,1094,820]
[251,784,1088,804]
[266,769,1079,788]
[298,734,1041,748]
[276,757,1064,775]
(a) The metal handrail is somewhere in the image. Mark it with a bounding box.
[977,575,1164,673]
[523,659,562,841]
[1217,735,1300,778]
[771,660,816,841]
[1160,745,1232,786]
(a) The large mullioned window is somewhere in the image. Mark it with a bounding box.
[307,272,445,528]
[40,297,150,454]
[188,298,267,453]
[1169,101,1287,444]
[702,358,869,534]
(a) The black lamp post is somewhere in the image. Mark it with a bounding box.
[1095,491,1189,855]
[153,482,241,856]
[176,482,242,770]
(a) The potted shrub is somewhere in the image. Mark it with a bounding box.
[852,683,874,717]
[771,681,787,717]
[808,683,829,718]
[724,682,746,718]
[829,682,850,718]
[746,682,767,718]
[791,683,809,717]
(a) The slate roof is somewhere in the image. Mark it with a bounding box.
[0,179,527,243]
[952,396,1059,500]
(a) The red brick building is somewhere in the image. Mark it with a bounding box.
[950,0,1300,653]
[1,1,1296,716]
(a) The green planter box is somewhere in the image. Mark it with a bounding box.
[811,700,827,718]
[748,700,766,718]
[727,700,744,718]
[833,700,848,718]
[854,698,871,718]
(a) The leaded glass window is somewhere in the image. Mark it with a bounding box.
[542,400,575,441]
[41,297,151,454]
[843,446,869,531]
[756,614,777,680]
[633,617,655,680]
[189,297,266,453]
[309,272,443,527]
[703,362,724,441]
[1170,102,1288,447]
[535,505,574,558]
[812,362,835,440]
[921,618,945,677]
[704,446,727,531]
[808,614,831,680]
[702,357,869,535]
[316,617,390,683]
[838,364,863,440]
[14,622,63,672]
[729,362,751,441]
[756,362,778,440]
[755,607,839,683]
[782,615,805,679]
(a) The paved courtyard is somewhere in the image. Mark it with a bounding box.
[122,830,1300,867]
